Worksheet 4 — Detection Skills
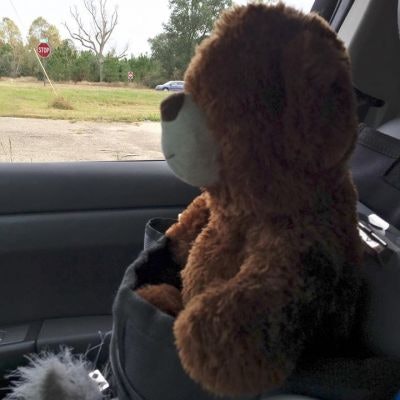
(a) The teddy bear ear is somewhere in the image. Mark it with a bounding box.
[281,25,357,170]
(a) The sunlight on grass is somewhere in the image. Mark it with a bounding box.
[0,80,170,122]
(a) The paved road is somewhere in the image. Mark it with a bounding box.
[0,117,163,162]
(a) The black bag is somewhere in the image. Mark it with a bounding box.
[110,218,265,400]
[110,217,400,400]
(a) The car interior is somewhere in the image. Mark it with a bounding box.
[1,0,400,399]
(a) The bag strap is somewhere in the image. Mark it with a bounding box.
[358,124,400,159]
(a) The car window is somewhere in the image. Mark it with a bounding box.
[0,0,314,162]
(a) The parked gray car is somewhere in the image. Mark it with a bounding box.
[155,80,184,91]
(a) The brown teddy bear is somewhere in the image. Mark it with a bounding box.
[137,3,363,397]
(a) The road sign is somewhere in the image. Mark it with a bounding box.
[37,42,51,59]
[128,71,134,80]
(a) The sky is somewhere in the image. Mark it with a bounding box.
[1,0,315,56]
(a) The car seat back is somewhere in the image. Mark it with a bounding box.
[350,124,400,229]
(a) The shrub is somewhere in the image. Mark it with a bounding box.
[50,96,74,110]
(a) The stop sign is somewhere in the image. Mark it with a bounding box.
[37,42,51,58]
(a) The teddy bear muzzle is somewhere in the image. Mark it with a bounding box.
[160,93,220,187]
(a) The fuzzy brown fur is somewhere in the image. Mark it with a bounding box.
[137,3,362,397]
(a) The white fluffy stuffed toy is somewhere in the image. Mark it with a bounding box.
[5,348,112,400]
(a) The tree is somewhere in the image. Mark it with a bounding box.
[71,50,98,82]
[128,54,164,87]
[27,17,61,50]
[0,43,13,77]
[0,17,23,76]
[65,0,127,82]
[149,33,179,79]
[47,39,77,81]
[103,55,122,82]
[150,0,232,79]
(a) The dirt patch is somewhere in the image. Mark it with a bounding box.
[0,117,163,162]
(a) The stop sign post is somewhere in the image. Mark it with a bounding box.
[37,42,51,59]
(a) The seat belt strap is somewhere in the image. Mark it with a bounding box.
[358,124,400,159]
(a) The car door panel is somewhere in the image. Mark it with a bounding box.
[0,161,196,215]
[0,161,198,382]
[0,208,179,325]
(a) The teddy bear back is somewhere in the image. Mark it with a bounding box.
[184,3,357,216]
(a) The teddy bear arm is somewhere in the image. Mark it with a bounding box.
[173,250,344,397]
[174,264,304,395]
[166,192,210,265]
[136,284,183,317]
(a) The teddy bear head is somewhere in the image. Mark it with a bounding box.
[161,3,357,214]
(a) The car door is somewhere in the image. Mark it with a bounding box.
[0,160,198,391]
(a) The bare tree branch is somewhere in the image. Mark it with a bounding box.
[64,0,122,81]
[64,21,97,54]
[116,42,128,59]
[84,0,102,34]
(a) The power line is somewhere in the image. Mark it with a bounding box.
[8,0,24,28]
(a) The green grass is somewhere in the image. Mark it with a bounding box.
[0,80,170,122]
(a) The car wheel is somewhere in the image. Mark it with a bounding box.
[163,88,169,91]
